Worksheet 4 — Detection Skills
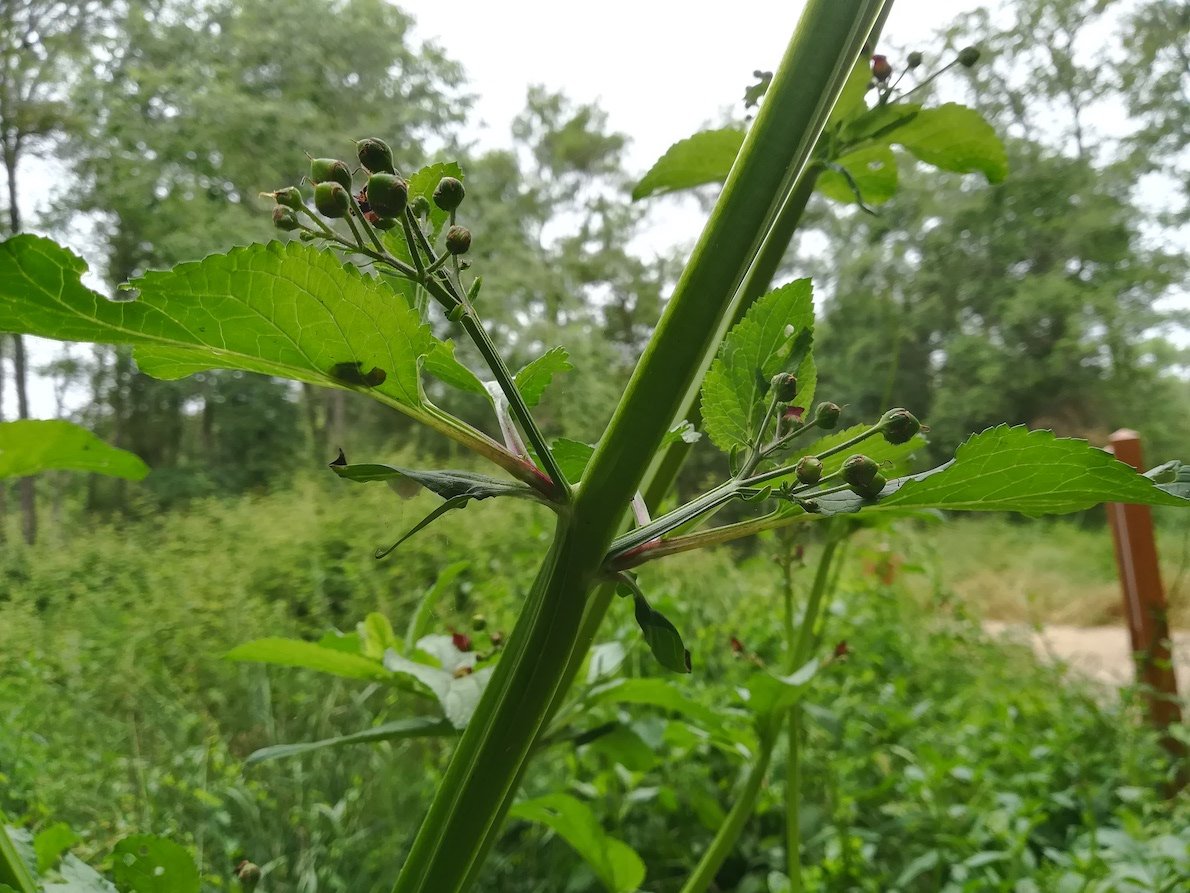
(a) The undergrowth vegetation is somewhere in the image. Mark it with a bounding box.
[1,487,1186,892]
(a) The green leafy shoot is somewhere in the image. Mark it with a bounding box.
[514,347,572,407]
[631,128,745,200]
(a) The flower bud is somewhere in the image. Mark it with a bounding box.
[235,860,262,892]
[314,181,350,218]
[272,186,303,210]
[410,195,431,218]
[471,613,487,631]
[310,157,352,190]
[957,46,981,68]
[907,51,923,69]
[272,206,300,231]
[433,176,466,212]
[446,224,471,255]
[795,455,823,486]
[852,472,887,499]
[878,408,921,445]
[374,217,399,230]
[769,372,798,403]
[451,630,473,652]
[366,173,409,218]
[815,402,841,430]
[356,137,395,174]
[842,454,879,488]
[299,230,317,241]
[872,54,893,81]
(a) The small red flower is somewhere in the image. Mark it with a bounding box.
[872,54,893,81]
[783,405,805,422]
[730,635,744,654]
[833,640,850,660]
[451,630,473,652]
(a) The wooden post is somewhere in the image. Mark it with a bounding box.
[1105,430,1185,775]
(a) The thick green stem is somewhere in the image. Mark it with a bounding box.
[678,734,777,893]
[391,5,888,891]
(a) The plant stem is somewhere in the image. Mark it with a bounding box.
[390,6,889,890]
[0,814,37,893]
[678,733,777,893]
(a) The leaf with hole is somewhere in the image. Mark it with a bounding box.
[110,836,198,893]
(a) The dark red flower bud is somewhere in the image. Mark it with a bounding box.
[451,630,473,652]
[872,54,893,81]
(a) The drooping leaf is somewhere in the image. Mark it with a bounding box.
[632,128,745,200]
[514,347,572,407]
[889,102,1008,183]
[110,836,199,893]
[0,236,437,413]
[700,280,816,452]
[509,793,646,893]
[0,420,147,481]
[423,341,489,398]
[34,823,79,874]
[224,638,389,680]
[812,426,1190,517]
[330,461,545,556]
[551,439,596,485]
[407,161,464,237]
[244,716,454,765]
[816,145,898,207]
[616,580,691,675]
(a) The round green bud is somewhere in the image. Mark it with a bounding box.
[770,372,798,403]
[879,408,921,445]
[446,224,471,255]
[815,402,842,430]
[795,455,823,486]
[272,206,300,231]
[374,217,399,230]
[314,181,350,218]
[471,613,487,631]
[310,157,352,190]
[907,51,923,69]
[433,176,466,212]
[852,472,887,500]
[410,194,431,218]
[356,137,395,174]
[272,186,303,210]
[957,46,981,68]
[841,454,879,488]
[366,173,408,218]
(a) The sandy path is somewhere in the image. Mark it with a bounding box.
[985,622,1190,694]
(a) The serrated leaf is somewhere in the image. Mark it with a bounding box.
[551,438,596,485]
[0,236,438,414]
[407,161,464,237]
[244,716,453,765]
[816,145,898,207]
[700,280,816,452]
[423,341,489,398]
[110,835,198,893]
[509,793,646,893]
[225,638,389,680]
[813,426,1190,517]
[889,102,1007,183]
[632,128,745,200]
[514,347,572,407]
[0,420,148,481]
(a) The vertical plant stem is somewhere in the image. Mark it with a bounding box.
[0,813,37,893]
[391,5,888,892]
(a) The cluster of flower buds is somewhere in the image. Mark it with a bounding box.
[870,44,981,97]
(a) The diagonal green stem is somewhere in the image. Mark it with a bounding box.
[390,5,888,891]
[0,814,37,893]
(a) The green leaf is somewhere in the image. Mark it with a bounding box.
[551,438,596,485]
[0,421,148,481]
[889,103,1008,183]
[110,836,198,893]
[814,426,1190,517]
[225,638,390,680]
[838,102,922,145]
[745,658,820,717]
[0,235,437,411]
[514,347,572,408]
[632,129,745,200]
[34,823,79,874]
[44,855,118,893]
[423,341,489,398]
[384,640,494,729]
[826,53,874,128]
[700,280,816,452]
[407,161,464,237]
[0,825,37,893]
[624,588,691,674]
[245,716,454,765]
[509,794,646,893]
[816,145,898,207]
[330,461,544,556]
[584,678,727,734]
[1145,460,1190,499]
[358,613,399,660]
